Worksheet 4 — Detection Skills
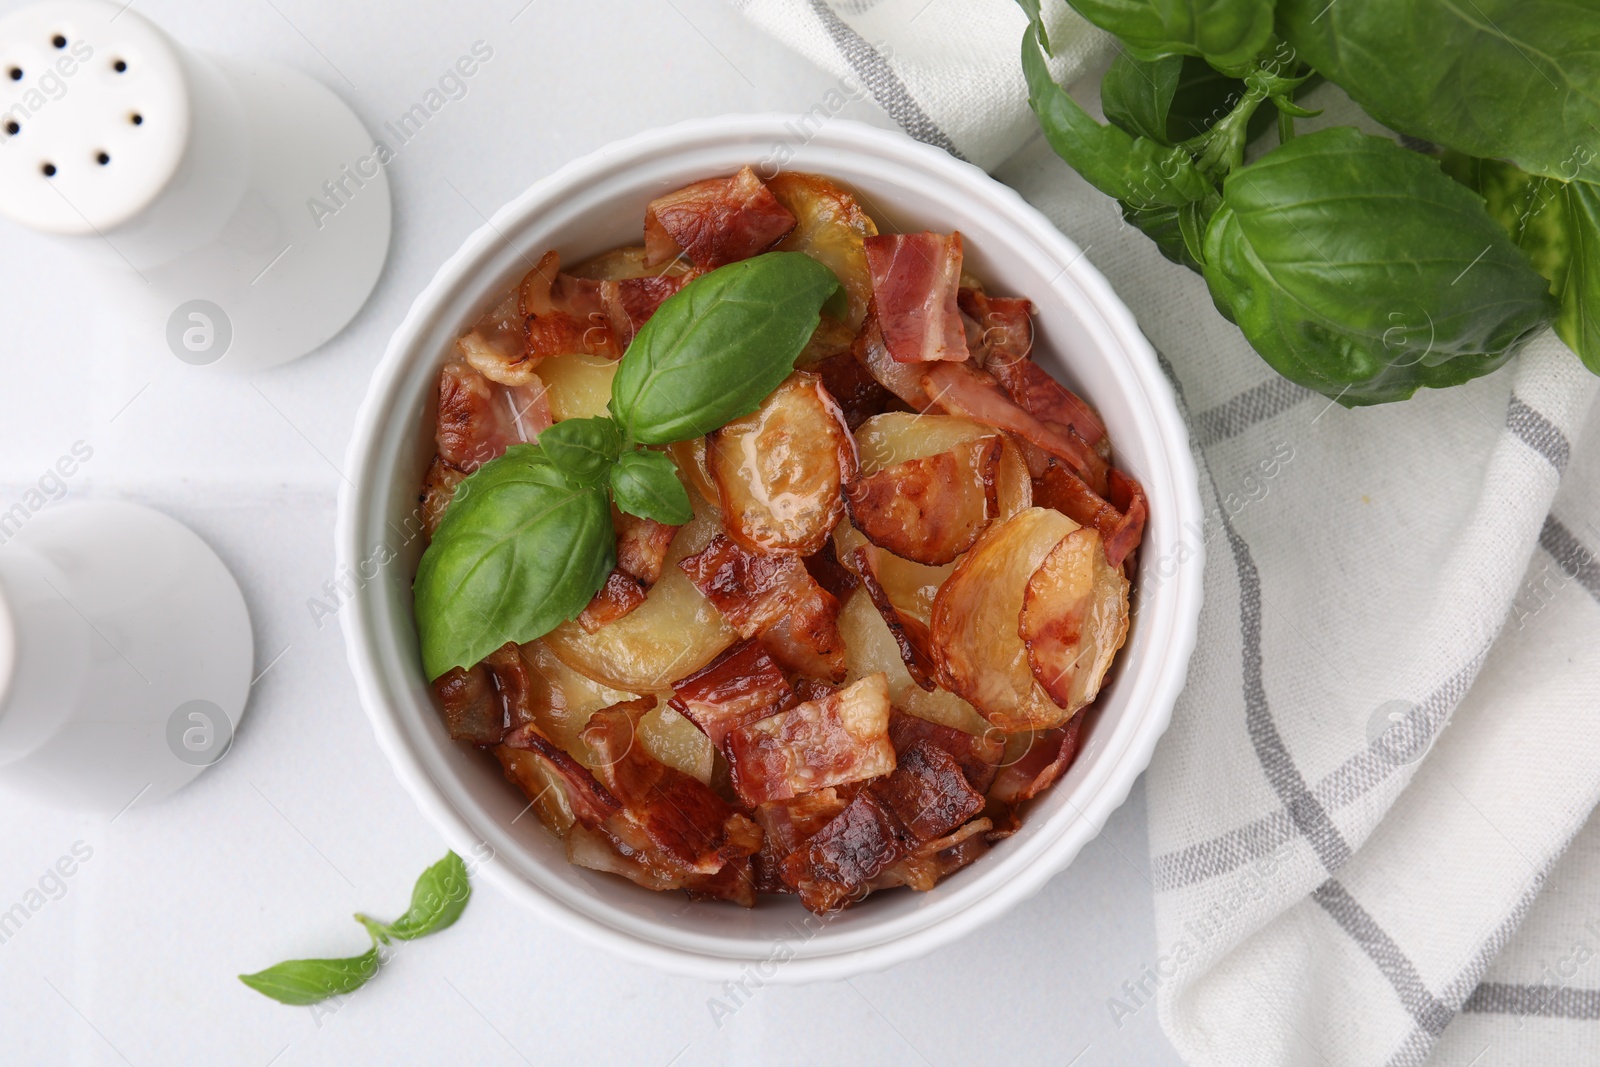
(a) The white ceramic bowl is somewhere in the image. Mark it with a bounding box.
[338,115,1204,982]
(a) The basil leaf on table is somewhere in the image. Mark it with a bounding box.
[1201,127,1557,406]
[537,416,622,486]
[1279,0,1600,186]
[239,950,381,1006]
[609,252,843,445]
[1060,0,1274,69]
[415,445,613,680]
[240,852,472,1007]
[377,851,472,941]
[610,449,694,526]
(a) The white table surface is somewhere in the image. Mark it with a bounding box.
[0,2,1184,1063]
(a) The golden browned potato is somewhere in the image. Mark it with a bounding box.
[539,351,619,421]
[767,172,878,332]
[845,435,1002,566]
[518,640,639,757]
[1019,527,1129,715]
[637,704,716,785]
[853,412,1030,519]
[834,520,952,629]
[929,507,1081,732]
[708,372,858,556]
[544,505,738,692]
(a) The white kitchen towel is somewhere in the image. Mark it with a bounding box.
[735,3,1600,1065]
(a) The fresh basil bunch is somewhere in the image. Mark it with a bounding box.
[414,251,842,680]
[1019,0,1599,404]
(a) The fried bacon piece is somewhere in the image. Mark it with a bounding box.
[678,535,848,679]
[435,360,550,471]
[759,583,849,682]
[987,714,1085,809]
[888,709,1002,793]
[668,639,794,747]
[853,547,938,691]
[1019,528,1130,713]
[814,349,898,431]
[1031,461,1147,570]
[803,539,859,601]
[725,673,896,807]
[456,288,543,387]
[751,787,850,894]
[579,514,680,632]
[433,662,504,745]
[863,232,968,364]
[580,697,761,876]
[781,739,984,912]
[852,304,933,411]
[845,435,1002,566]
[517,250,623,360]
[957,289,1032,368]
[923,362,1106,492]
[708,372,857,557]
[419,455,466,539]
[870,817,992,892]
[601,271,697,348]
[501,724,623,828]
[644,166,796,269]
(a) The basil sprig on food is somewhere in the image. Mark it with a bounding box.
[239,852,470,1006]
[415,251,842,680]
[1018,0,1596,398]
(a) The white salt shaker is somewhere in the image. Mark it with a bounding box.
[0,0,391,370]
[0,501,252,812]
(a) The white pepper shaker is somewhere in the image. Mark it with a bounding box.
[0,0,391,370]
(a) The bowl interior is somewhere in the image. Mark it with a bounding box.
[343,117,1201,978]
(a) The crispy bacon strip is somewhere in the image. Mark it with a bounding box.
[845,436,1002,566]
[751,787,850,894]
[803,540,859,601]
[644,166,796,269]
[601,272,696,347]
[725,674,897,807]
[679,534,828,637]
[781,739,984,912]
[502,724,623,828]
[433,663,504,745]
[759,582,849,683]
[814,349,898,431]
[923,362,1106,491]
[888,709,1002,794]
[435,360,550,471]
[419,455,466,539]
[987,714,1085,808]
[514,251,623,361]
[668,639,794,747]
[1105,468,1147,571]
[851,303,932,411]
[579,514,679,632]
[852,547,938,692]
[863,232,967,363]
[870,817,992,892]
[581,697,759,876]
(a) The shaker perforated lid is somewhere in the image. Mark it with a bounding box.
[0,0,190,234]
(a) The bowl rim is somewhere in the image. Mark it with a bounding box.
[337,113,1204,982]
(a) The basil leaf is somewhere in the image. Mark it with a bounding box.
[1556,182,1600,374]
[1061,0,1274,68]
[1101,52,1182,144]
[1021,17,1211,210]
[537,417,621,486]
[610,252,842,445]
[1279,0,1600,186]
[414,445,614,679]
[381,852,472,941]
[609,449,693,526]
[239,949,380,1006]
[1201,127,1557,405]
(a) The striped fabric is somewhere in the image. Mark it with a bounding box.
[735,3,1600,1064]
